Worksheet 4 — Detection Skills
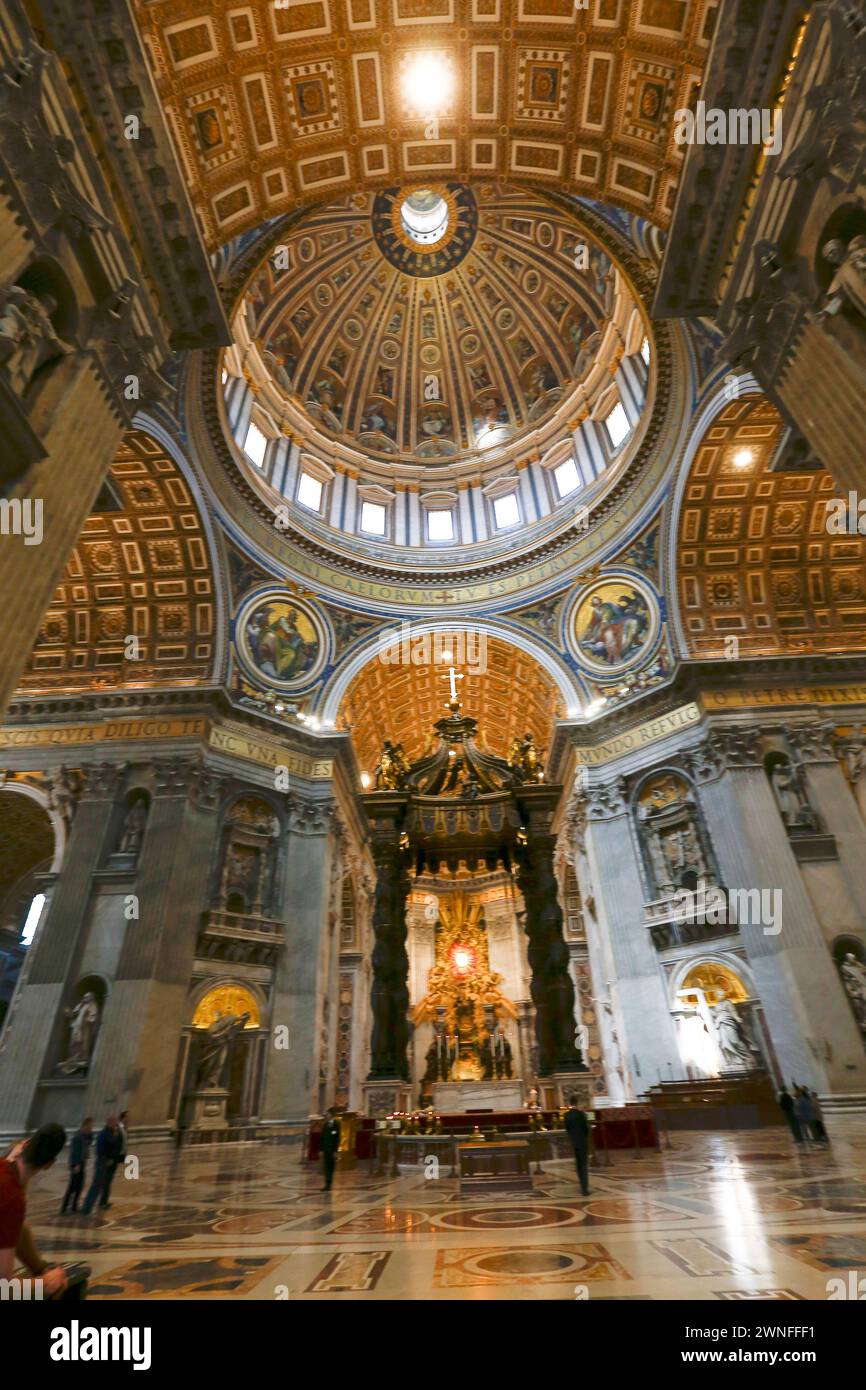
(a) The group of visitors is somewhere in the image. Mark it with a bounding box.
[60,1111,128,1215]
[777,1085,829,1144]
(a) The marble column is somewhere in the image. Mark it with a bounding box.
[0,763,121,1130]
[261,794,334,1124]
[701,728,866,1095]
[578,782,682,1091]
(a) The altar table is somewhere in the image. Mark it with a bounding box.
[432,1080,523,1112]
[458,1138,533,1193]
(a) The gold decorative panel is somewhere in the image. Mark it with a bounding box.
[133,0,719,248]
[677,397,866,658]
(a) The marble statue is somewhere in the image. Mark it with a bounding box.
[47,765,82,827]
[711,994,759,1070]
[117,797,148,858]
[769,759,819,832]
[58,992,100,1074]
[840,953,866,1032]
[0,284,72,395]
[819,236,866,321]
[195,1011,250,1090]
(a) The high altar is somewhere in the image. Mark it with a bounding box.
[410,888,526,1111]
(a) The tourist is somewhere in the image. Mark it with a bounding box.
[564,1093,590,1196]
[777,1085,802,1142]
[794,1086,815,1142]
[320,1107,341,1193]
[0,1124,69,1296]
[809,1090,829,1144]
[60,1116,93,1215]
[81,1114,123,1215]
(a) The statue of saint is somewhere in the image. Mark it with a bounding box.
[711,993,759,1070]
[819,236,866,321]
[0,285,72,396]
[840,953,866,1032]
[118,798,148,858]
[374,739,409,790]
[58,992,100,1074]
[195,1011,251,1090]
[769,759,818,831]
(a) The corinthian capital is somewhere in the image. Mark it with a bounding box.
[786,720,839,764]
[708,726,764,768]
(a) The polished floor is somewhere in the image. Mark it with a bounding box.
[25,1123,866,1300]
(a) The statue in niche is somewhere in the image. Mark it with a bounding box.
[195,1011,250,1090]
[0,284,72,396]
[117,797,148,859]
[818,236,866,322]
[769,757,819,832]
[711,993,759,1070]
[840,953,866,1034]
[508,732,545,784]
[637,774,713,897]
[58,992,100,1075]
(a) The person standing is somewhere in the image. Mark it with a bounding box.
[0,1124,69,1296]
[60,1117,92,1215]
[320,1108,341,1193]
[81,1115,123,1215]
[809,1090,829,1144]
[778,1085,802,1143]
[794,1086,815,1143]
[564,1093,591,1196]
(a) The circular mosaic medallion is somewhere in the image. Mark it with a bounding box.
[420,343,441,367]
[235,589,330,692]
[568,574,660,676]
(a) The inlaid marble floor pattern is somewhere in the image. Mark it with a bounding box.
[24,1125,866,1300]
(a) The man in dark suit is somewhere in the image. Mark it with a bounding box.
[564,1093,591,1195]
[81,1115,123,1214]
[320,1108,341,1193]
[60,1116,92,1215]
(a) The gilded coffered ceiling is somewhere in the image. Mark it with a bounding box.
[233,185,627,462]
[677,396,866,659]
[339,633,563,775]
[18,430,218,693]
[133,0,719,249]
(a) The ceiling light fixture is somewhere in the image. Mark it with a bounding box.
[401,51,454,116]
[732,448,754,468]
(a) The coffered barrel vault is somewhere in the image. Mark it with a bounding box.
[134,0,720,247]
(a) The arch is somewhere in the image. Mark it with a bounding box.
[16,426,223,694]
[190,981,263,1030]
[670,392,866,659]
[321,616,582,727]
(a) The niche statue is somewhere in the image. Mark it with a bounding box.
[195,1012,250,1090]
[117,797,148,859]
[58,992,100,1075]
[0,284,72,396]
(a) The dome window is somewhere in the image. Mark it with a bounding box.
[604,401,631,452]
[493,492,520,530]
[297,471,323,512]
[553,457,580,499]
[360,501,387,536]
[243,420,268,468]
[427,508,454,541]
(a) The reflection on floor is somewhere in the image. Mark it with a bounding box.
[24,1125,866,1299]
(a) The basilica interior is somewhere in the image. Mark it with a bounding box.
[1,0,866,1308]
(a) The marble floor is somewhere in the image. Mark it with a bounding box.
[23,1124,866,1300]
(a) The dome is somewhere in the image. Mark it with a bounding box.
[223,183,650,478]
